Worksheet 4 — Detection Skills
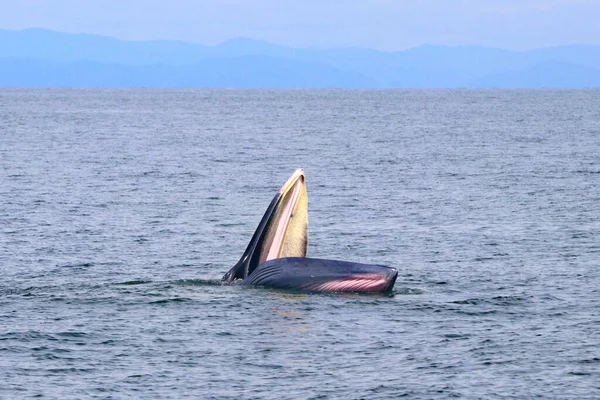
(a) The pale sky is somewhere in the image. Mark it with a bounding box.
[1,0,599,50]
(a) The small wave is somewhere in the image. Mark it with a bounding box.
[47,367,94,374]
[126,374,153,379]
[117,280,152,286]
[451,295,529,306]
[394,287,424,295]
[173,279,223,287]
[451,298,481,305]
[216,222,246,227]
[58,262,94,268]
[578,357,600,364]
[149,298,193,304]
[443,333,471,339]
[0,331,57,341]
[56,331,88,338]
[458,309,498,316]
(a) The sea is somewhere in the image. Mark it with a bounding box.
[1,89,599,399]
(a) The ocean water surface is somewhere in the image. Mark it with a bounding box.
[1,89,599,399]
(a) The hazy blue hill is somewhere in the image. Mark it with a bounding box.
[1,28,600,87]
[0,56,377,88]
[0,29,303,63]
[472,61,600,88]
[528,45,600,69]
[0,28,212,65]
[214,37,295,58]
[352,45,527,87]
[289,44,600,87]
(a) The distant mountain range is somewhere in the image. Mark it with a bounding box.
[1,28,600,88]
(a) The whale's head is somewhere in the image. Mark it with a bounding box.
[222,169,308,282]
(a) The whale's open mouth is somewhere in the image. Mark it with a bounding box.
[260,168,308,263]
[222,169,308,282]
[222,169,398,293]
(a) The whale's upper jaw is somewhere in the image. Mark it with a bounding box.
[260,168,308,264]
[222,169,308,282]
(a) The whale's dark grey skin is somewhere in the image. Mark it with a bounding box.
[222,169,397,293]
[239,257,398,292]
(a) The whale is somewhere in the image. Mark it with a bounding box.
[222,169,397,293]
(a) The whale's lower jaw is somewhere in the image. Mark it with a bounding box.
[238,257,398,293]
